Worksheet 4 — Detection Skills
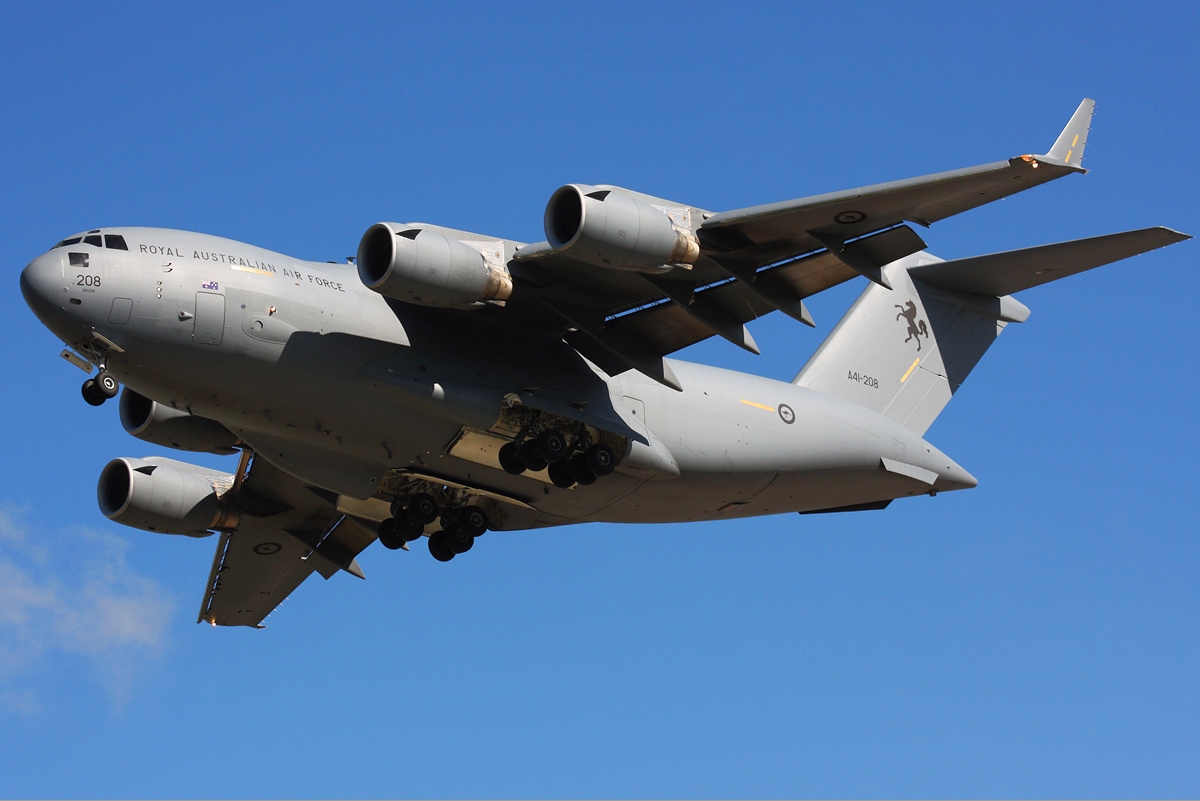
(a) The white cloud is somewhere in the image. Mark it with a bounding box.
[0,507,175,709]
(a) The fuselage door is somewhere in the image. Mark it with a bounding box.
[621,395,647,434]
[194,291,225,345]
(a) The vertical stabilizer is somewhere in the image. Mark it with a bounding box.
[793,225,1189,435]
[793,255,1024,436]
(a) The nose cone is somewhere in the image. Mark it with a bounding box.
[20,251,66,328]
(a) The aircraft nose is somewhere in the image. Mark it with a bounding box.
[20,251,66,326]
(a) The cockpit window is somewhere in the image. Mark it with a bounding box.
[55,237,83,248]
[104,234,128,250]
[83,234,102,247]
[68,252,89,268]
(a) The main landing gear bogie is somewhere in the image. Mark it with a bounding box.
[501,428,617,490]
[81,369,119,407]
[377,501,491,562]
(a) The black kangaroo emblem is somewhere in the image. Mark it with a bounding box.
[895,300,929,351]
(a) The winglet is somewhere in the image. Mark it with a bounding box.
[1045,98,1094,169]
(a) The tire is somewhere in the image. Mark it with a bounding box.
[535,429,569,463]
[428,531,455,562]
[586,443,616,476]
[411,493,439,525]
[94,371,119,398]
[548,460,576,489]
[568,455,597,485]
[461,507,489,537]
[446,525,474,554]
[377,518,405,550]
[398,510,425,541]
[498,442,526,475]
[517,439,547,472]
[81,380,106,406]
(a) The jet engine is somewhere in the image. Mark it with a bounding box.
[544,184,700,273]
[357,223,513,308]
[119,388,240,454]
[97,456,238,536]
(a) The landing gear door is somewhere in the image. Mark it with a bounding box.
[194,292,225,345]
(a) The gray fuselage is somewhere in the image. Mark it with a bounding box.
[20,227,975,532]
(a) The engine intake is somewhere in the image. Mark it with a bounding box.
[119,388,239,454]
[544,184,699,272]
[97,456,238,536]
[358,224,512,308]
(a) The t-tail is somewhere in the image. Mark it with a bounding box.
[794,227,1189,435]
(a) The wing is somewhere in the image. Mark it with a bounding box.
[506,100,1094,388]
[197,454,377,628]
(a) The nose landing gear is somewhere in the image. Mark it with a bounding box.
[81,369,119,406]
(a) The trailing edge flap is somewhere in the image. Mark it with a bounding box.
[909,227,1191,297]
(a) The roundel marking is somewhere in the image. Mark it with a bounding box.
[254,542,282,556]
[834,210,866,225]
[778,403,796,424]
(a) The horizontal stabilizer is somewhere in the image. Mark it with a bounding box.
[1045,98,1094,169]
[909,227,1191,296]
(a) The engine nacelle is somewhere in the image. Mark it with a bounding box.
[97,457,238,536]
[357,223,513,308]
[544,184,700,273]
[119,388,239,454]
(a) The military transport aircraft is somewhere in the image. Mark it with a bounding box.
[19,99,1189,627]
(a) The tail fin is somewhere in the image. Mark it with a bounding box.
[794,227,1189,435]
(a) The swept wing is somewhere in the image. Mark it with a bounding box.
[509,100,1095,388]
[198,455,376,627]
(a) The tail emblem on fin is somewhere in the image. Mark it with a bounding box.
[895,300,929,351]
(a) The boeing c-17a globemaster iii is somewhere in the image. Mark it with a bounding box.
[19,99,1189,627]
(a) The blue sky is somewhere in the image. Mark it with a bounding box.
[2,1,1198,797]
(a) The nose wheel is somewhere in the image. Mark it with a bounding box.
[81,370,119,406]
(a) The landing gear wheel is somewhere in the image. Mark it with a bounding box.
[410,493,440,525]
[548,460,576,489]
[397,510,425,541]
[445,525,474,554]
[586,443,616,476]
[517,439,548,472]
[81,379,106,406]
[498,442,526,475]
[377,518,405,550]
[428,530,455,562]
[568,455,598,485]
[94,371,119,399]
[460,507,489,537]
[536,428,569,463]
